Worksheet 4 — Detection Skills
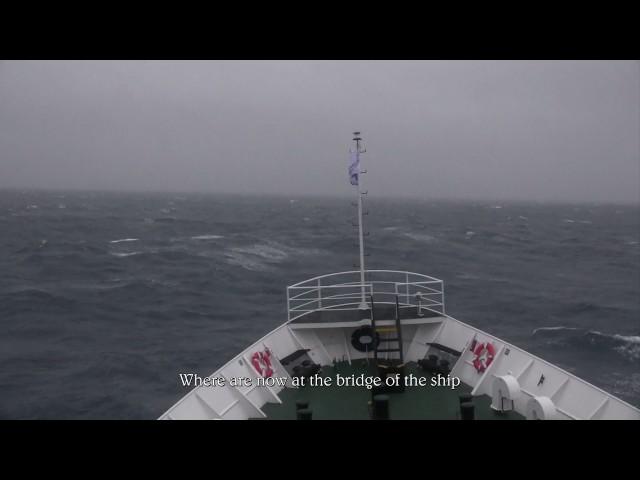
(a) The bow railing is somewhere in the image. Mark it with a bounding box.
[286,270,445,322]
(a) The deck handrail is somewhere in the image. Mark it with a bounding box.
[286,270,445,321]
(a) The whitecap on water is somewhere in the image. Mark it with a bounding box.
[110,238,139,244]
[532,326,581,335]
[404,232,437,243]
[564,219,592,225]
[222,240,325,271]
[534,328,640,362]
[191,235,224,240]
[231,244,289,262]
[110,251,142,257]
[615,345,640,361]
[609,334,640,362]
[224,252,271,272]
[456,272,481,280]
[613,334,640,344]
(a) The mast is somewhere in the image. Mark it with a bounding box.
[352,132,368,310]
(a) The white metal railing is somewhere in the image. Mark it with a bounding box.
[286,270,445,322]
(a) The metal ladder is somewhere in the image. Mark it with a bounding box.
[371,295,404,365]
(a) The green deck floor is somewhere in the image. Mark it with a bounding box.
[261,360,523,420]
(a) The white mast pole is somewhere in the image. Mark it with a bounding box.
[353,132,368,310]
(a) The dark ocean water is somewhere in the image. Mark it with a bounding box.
[0,190,638,419]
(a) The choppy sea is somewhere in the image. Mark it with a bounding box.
[0,190,638,418]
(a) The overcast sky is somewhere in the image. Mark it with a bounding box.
[0,60,638,203]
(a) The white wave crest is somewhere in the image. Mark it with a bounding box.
[532,326,581,335]
[588,331,640,362]
[191,235,224,240]
[231,244,288,262]
[615,342,640,361]
[404,232,437,243]
[110,238,139,244]
[456,272,481,280]
[223,240,325,271]
[224,252,271,272]
[612,334,640,344]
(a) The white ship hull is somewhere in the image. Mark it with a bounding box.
[159,270,640,420]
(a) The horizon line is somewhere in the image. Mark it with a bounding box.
[0,186,638,207]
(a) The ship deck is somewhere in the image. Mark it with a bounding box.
[290,304,441,326]
[260,360,524,420]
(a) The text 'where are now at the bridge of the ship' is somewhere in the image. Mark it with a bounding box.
[179,373,461,390]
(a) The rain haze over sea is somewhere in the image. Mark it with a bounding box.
[0,61,638,418]
[0,191,638,418]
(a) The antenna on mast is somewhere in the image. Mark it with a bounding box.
[350,131,368,310]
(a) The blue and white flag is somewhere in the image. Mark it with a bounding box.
[349,151,359,186]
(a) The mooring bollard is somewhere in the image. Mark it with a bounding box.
[297,408,312,420]
[460,402,475,420]
[372,394,390,420]
[459,393,473,406]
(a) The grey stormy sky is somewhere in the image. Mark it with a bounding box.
[0,60,638,203]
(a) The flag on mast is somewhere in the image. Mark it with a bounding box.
[349,151,359,186]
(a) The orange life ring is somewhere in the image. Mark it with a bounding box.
[251,349,274,378]
[472,342,495,373]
